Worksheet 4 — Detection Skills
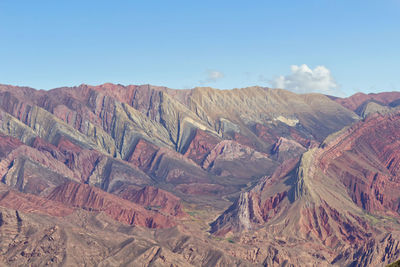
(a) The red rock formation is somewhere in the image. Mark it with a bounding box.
[116,185,185,217]
[0,134,23,157]
[126,139,159,171]
[335,91,400,112]
[0,141,79,195]
[253,123,278,145]
[47,182,175,228]
[289,128,319,148]
[210,159,299,234]
[32,136,103,182]
[260,191,287,221]
[232,132,258,150]
[317,112,400,215]
[211,112,400,265]
[182,129,220,165]
[2,83,399,266]
[0,189,73,217]
[253,122,317,149]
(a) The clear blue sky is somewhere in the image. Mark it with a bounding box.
[1,0,399,96]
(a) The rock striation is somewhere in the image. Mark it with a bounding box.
[47,182,176,228]
[211,111,400,266]
[334,91,400,117]
[0,83,398,266]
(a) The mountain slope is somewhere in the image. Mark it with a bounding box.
[0,83,358,205]
[334,91,400,117]
[1,83,398,266]
[211,111,400,266]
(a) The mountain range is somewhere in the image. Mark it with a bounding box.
[0,83,399,266]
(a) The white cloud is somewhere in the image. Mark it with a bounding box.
[199,70,224,85]
[270,64,341,95]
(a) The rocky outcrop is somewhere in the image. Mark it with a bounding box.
[0,141,77,195]
[0,83,360,203]
[357,101,392,118]
[0,134,153,197]
[318,112,400,214]
[185,86,358,141]
[47,182,176,228]
[210,159,299,234]
[127,138,212,186]
[270,137,307,162]
[0,188,73,217]
[126,138,160,171]
[335,91,400,116]
[1,83,358,158]
[182,129,220,165]
[0,204,253,267]
[1,83,397,266]
[115,185,185,217]
[211,111,400,266]
[203,140,277,178]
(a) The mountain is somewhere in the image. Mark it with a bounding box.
[0,83,398,266]
[0,83,357,205]
[211,111,400,266]
[334,91,400,118]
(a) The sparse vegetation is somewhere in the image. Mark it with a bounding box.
[387,259,400,267]
[226,238,235,243]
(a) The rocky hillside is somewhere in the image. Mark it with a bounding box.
[0,83,357,205]
[211,111,400,266]
[0,83,398,266]
[334,91,400,118]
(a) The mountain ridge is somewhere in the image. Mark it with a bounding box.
[0,83,399,266]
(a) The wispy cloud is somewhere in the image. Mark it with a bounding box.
[198,70,224,85]
[269,64,342,95]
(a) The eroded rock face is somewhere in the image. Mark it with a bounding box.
[211,112,400,266]
[182,129,220,165]
[270,137,307,162]
[210,159,299,234]
[47,182,176,228]
[0,187,73,217]
[318,112,400,215]
[115,185,185,217]
[0,83,357,159]
[0,83,398,266]
[202,140,277,178]
[0,83,358,203]
[126,138,159,171]
[0,138,77,196]
[335,91,400,116]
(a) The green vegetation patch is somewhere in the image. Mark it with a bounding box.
[387,259,400,267]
